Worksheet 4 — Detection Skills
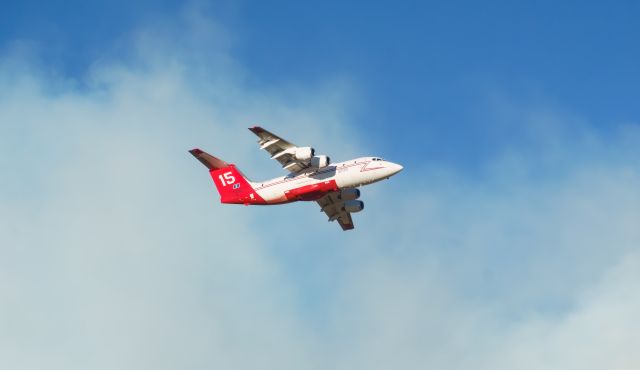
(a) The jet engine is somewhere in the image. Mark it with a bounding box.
[310,155,330,168]
[338,188,360,201]
[294,147,315,161]
[343,200,364,213]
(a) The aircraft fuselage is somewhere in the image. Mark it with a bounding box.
[221,157,402,205]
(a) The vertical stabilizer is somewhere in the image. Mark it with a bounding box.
[189,149,265,205]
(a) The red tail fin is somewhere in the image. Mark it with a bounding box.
[190,149,265,205]
[209,165,265,204]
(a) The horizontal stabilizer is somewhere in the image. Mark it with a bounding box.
[189,149,229,170]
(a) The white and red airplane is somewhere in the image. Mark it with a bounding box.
[190,126,403,230]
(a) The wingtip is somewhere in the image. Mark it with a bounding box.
[189,148,230,169]
[189,148,203,156]
[341,224,355,231]
[248,126,264,133]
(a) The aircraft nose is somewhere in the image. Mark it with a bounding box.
[389,162,403,176]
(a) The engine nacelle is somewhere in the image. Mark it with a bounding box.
[294,147,315,161]
[339,188,360,201]
[343,200,364,213]
[310,155,330,168]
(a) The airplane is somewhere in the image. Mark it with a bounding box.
[189,126,403,230]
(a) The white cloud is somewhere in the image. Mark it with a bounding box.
[481,253,640,370]
[0,15,354,370]
[1,12,640,370]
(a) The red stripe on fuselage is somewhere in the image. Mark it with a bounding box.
[248,160,383,205]
[283,180,339,202]
[254,161,369,191]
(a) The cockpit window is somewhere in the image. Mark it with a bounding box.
[372,157,383,161]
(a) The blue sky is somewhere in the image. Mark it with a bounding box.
[2,0,638,165]
[1,1,640,369]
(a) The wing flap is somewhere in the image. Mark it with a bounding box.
[260,138,281,150]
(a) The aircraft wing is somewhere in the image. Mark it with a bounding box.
[248,126,311,173]
[317,192,356,231]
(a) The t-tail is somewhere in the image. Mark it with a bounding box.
[189,149,266,205]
